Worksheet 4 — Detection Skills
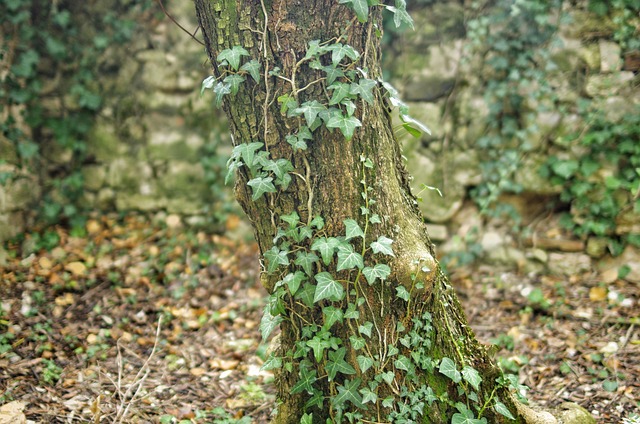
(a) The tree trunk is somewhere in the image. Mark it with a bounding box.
[192,1,593,423]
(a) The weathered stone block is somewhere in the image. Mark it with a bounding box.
[115,193,167,211]
[548,252,592,275]
[0,176,39,212]
[585,72,635,97]
[599,40,622,72]
[81,165,107,192]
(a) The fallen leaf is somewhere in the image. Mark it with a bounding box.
[55,293,75,306]
[65,261,87,276]
[209,358,240,370]
[589,286,607,302]
[0,401,26,424]
[166,214,182,228]
[189,367,207,377]
[38,256,53,270]
[86,219,102,234]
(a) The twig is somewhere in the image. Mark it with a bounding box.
[155,0,205,46]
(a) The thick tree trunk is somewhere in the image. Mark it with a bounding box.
[192,1,593,423]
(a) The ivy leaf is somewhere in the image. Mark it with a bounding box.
[223,74,245,95]
[263,246,289,273]
[200,75,216,96]
[357,355,374,373]
[358,321,373,338]
[232,142,263,169]
[307,335,332,362]
[400,113,432,136]
[265,158,294,180]
[260,353,282,371]
[311,237,340,265]
[323,65,345,85]
[314,272,344,302]
[322,306,344,329]
[291,366,318,395]
[326,43,360,66]
[326,112,362,140]
[344,218,365,240]
[350,78,376,105]
[286,134,308,151]
[439,357,462,383]
[350,335,365,350]
[462,366,482,391]
[260,306,283,340]
[217,45,250,71]
[225,159,241,184]
[247,176,277,200]
[213,81,231,108]
[278,94,299,116]
[332,378,364,409]
[326,347,356,381]
[280,211,300,228]
[310,215,325,229]
[338,0,369,22]
[328,82,352,105]
[304,39,329,59]
[394,355,412,372]
[385,4,414,30]
[494,400,515,420]
[301,413,313,424]
[379,371,395,385]
[295,100,326,127]
[336,246,364,272]
[295,251,319,276]
[283,271,306,296]
[295,283,316,308]
[362,264,390,285]
[370,235,395,256]
[240,59,261,82]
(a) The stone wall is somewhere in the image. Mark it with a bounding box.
[384,2,640,281]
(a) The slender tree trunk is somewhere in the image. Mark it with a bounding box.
[192,1,593,423]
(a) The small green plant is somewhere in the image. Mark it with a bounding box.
[41,359,63,385]
[541,108,640,254]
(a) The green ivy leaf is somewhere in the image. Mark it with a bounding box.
[311,237,340,265]
[394,355,412,372]
[296,283,316,308]
[400,113,432,136]
[322,306,344,329]
[350,78,376,105]
[295,100,327,127]
[338,0,369,22]
[307,334,332,362]
[326,347,356,381]
[439,357,462,383]
[328,82,352,105]
[360,386,378,404]
[301,413,313,424]
[283,271,306,296]
[350,335,365,350]
[223,74,245,95]
[247,176,277,200]
[493,400,516,420]
[305,39,329,59]
[551,159,579,179]
[263,246,289,272]
[344,218,365,240]
[260,306,283,340]
[323,65,345,85]
[462,365,482,391]
[310,215,325,229]
[213,81,231,108]
[280,211,300,228]
[326,43,360,66]
[240,59,261,82]
[385,3,415,30]
[314,272,344,302]
[278,94,299,116]
[260,353,282,371]
[357,355,374,373]
[358,321,373,338]
[231,142,263,169]
[264,158,294,181]
[332,378,364,409]
[217,45,250,70]
[286,134,307,151]
[380,371,395,385]
[200,75,216,96]
[295,251,319,276]
[362,264,391,285]
[291,366,318,395]
[336,245,364,271]
[326,112,362,140]
[370,236,395,256]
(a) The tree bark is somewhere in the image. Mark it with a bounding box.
[192,1,593,423]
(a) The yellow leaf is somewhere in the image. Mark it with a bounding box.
[65,261,87,276]
[589,286,607,302]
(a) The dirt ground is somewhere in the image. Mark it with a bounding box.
[1,215,638,423]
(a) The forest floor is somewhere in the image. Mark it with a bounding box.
[1,214,638,423]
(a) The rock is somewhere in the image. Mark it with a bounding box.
[599,40,621,72]
[579,42,601,71]
[480,231,504,251]
[547,252,592,275]
[81,165,107,192]
[555,402,596,424]
[597,246,640,283]
[585,72,635,97]
[615,208,640,236]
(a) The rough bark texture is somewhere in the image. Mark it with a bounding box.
[192,1,593,423]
